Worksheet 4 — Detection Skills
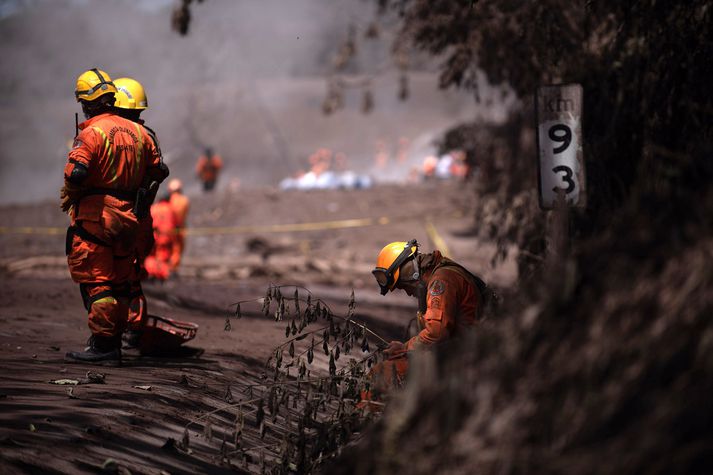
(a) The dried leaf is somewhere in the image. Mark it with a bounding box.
[329,352,337,376]
[181,429,190,449]
[256,399,265,427]
[262,291,271,317]
[82,371,105,384]
[224,316,232,332]
[361,337,370,353]
[275,348,283,369]
[289,341,295,358]
[220,432,228,458]
[335,345,341,361]
[101,459,117,471]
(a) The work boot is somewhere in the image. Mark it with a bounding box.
[65,335,121,366]
[122,329,143,350]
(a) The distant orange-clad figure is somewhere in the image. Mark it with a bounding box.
[374,140,389,169]
[422,155,438,179]
[144,196,178,281]
[396,136,410,163]
[196,147,223,192]
[449,149,470,180]
[167,179,190,269]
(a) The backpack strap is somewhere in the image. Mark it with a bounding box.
[432,258,495,319]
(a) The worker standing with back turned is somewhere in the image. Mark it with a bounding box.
[111,76,169,349]
[61,68,163,365]
[196,147,223,191]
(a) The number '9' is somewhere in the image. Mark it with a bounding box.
[548,124,572,154]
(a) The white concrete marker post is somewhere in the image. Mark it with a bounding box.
[536,84,586,210]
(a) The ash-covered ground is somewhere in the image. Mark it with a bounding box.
[0,181,515,474]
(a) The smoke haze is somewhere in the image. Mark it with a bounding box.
[0,0,513,203]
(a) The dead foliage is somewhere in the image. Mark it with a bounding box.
[174,284,393,473]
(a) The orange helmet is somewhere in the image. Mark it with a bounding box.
[372,239,419,295]
[168,179,182,193]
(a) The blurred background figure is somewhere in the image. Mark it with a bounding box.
[144,195,179,281]
[374,139,389,169]
[396,136,410,163]
[421,155,438,180]
[195,147,223,192]
[449,149,471,181]
[167,179,190,271]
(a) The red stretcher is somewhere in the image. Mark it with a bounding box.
[139,314,198,354]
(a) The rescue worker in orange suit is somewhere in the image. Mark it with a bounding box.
[111,77,169,348]
[61,69,164,365]
[367,240,490,396]
[144,195,179,281]
[195,147,223,191]
[167,179,190,270]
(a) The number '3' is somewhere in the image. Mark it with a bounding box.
[552,165,575,193]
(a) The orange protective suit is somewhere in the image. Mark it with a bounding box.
[127,123,167,331]
[144,200,178,281]
[127,215,153,330]
[168,191,190,269]
[65,112,161,339]
[367,251,482,396]
[196,154,223,191]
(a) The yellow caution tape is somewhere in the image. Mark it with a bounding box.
[424,219,451,258]
[0,226,65,235]
[186,217,385,235]
[0,216,395,237]
[0,211,465,237]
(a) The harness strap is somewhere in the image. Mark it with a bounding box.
[66,225,110,255]
[82,187,136,201]
[432,258,492,319]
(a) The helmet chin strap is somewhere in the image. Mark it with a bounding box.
[403,253,420,282]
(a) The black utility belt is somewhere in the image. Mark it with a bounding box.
[82,188,136,201]
[66,224,109,255]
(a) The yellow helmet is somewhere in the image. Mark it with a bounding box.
[74,68,117,102]
[372,239,419,295]
[113,77,148,110]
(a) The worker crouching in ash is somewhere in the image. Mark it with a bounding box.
[363,239,494,401]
